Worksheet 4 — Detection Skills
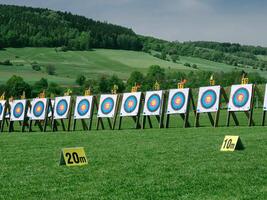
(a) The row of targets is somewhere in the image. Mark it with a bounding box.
[0,75,265,132]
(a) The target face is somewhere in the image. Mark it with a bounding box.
[197,86,220,113]
[10,100,27,121]
[97,94,117,118]
[228,84,252,111]
[74,96,93,119]
[143,91,163,116]
[31,98,47,120]
[53,96,71,119]
[263,84,267,111]
[0,100,6,120]
[167,88,189,114]
[120,92,141,116]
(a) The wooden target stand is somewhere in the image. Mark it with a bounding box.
[9,93,30,132]
[166,82,196,128]
[28,92,52,132]
[0,93,9,132]
[52,90,73,132]
[142,82,166,129]
[195,77,229,128]
[118,85,143,130]
[226,77,259,127]
[73,89,97,131]
[96,85,121,130]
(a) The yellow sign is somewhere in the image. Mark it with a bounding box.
[220,135,244,151]
[60,147,88,166]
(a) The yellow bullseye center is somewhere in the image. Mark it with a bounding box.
[128,101,134,107]
[16,107,21,113]
[81,104,86,111]
[151,100,156,106]
[206,96,211,103]
[36,106,41,112]
[238,94,244,101]
[59,105,65,111]
[175,98,181,104]
[105,103,110,109]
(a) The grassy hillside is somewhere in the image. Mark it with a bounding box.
[1,47,266,86]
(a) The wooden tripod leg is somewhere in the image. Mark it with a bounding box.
[147,116,153,128]
[214,110,220,127]
[73,119,77,131]
[142,116,146,129]
[165,114,170,128]
[194,113,200,127]
[207,112,214,126]
[118,117,122,130]
[262,111,266,126]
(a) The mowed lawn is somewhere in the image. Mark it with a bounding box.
[1,47,265,86]
[0,123,266,199]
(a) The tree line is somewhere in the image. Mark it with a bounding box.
[0,65,265,99]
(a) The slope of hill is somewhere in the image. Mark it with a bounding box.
[2,47,266,85]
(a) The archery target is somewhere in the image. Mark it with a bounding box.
[0,100,6,120]
[143,91,163,116]
[10,100,27,121]
[31,98,47,120]
[263,84,267,110]
[120,92,141,116]
[53,96,71,119]
[97,94,117,118]
[167,88,189,114]
[197,86,221,113]
[74,96,93,119]
[228,84,252,111]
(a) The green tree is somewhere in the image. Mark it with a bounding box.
[76,74,86,86]
[5,75,31,98]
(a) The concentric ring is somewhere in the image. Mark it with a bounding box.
[33,101,45,117]
[77,99,90,116]
[13,102,24,118]
[200,89,217,109]
[147,94,161,112]
[232,87,249,108]
[56,99,68,116]
[101,97,114,115]
[124,95,138,113]
[171,92,185,111]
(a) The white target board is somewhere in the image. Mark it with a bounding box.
[197,85,221,113]
[0,100,6,120]
[263,84,267,111]
[74,96,93,119]
[228,84,253,111]
[30,98,48,120]
[53,96,71,119]
[167,88,189,114]
[143,90,163,116]
[10,100,27,121]
[120,92,141,117]
[97,94,118,118]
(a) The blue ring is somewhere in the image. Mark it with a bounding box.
[101,97,114,114]
[0,103,3,116]
[201,89,217,109]
[147,94,161,112]
[56,99,68,116]
[232,87,249,108]
[124,95,138,113]
[33,101,45,117]
[77,99,90,116]
[171,92,185,111]
[13,102,24,118]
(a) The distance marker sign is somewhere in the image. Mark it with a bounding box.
[59,147,88,166]
[220,135,244,151]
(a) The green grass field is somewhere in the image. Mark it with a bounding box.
[0,109,266,199]
[1,48,265,86]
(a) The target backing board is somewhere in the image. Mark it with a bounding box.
[97,94,118,118]
[120,92,141,117]
[263,84,267,111]
[10,100,27,121]
[53,96,71,119]
[30,98,47,120]
[167,88,189,114]
[143,91,163,116]
[74,96,93,119]
[0,100,6,120]
[197,86,221,113]
[228,84,253,111]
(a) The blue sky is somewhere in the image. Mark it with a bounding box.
[1,0,267,46]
